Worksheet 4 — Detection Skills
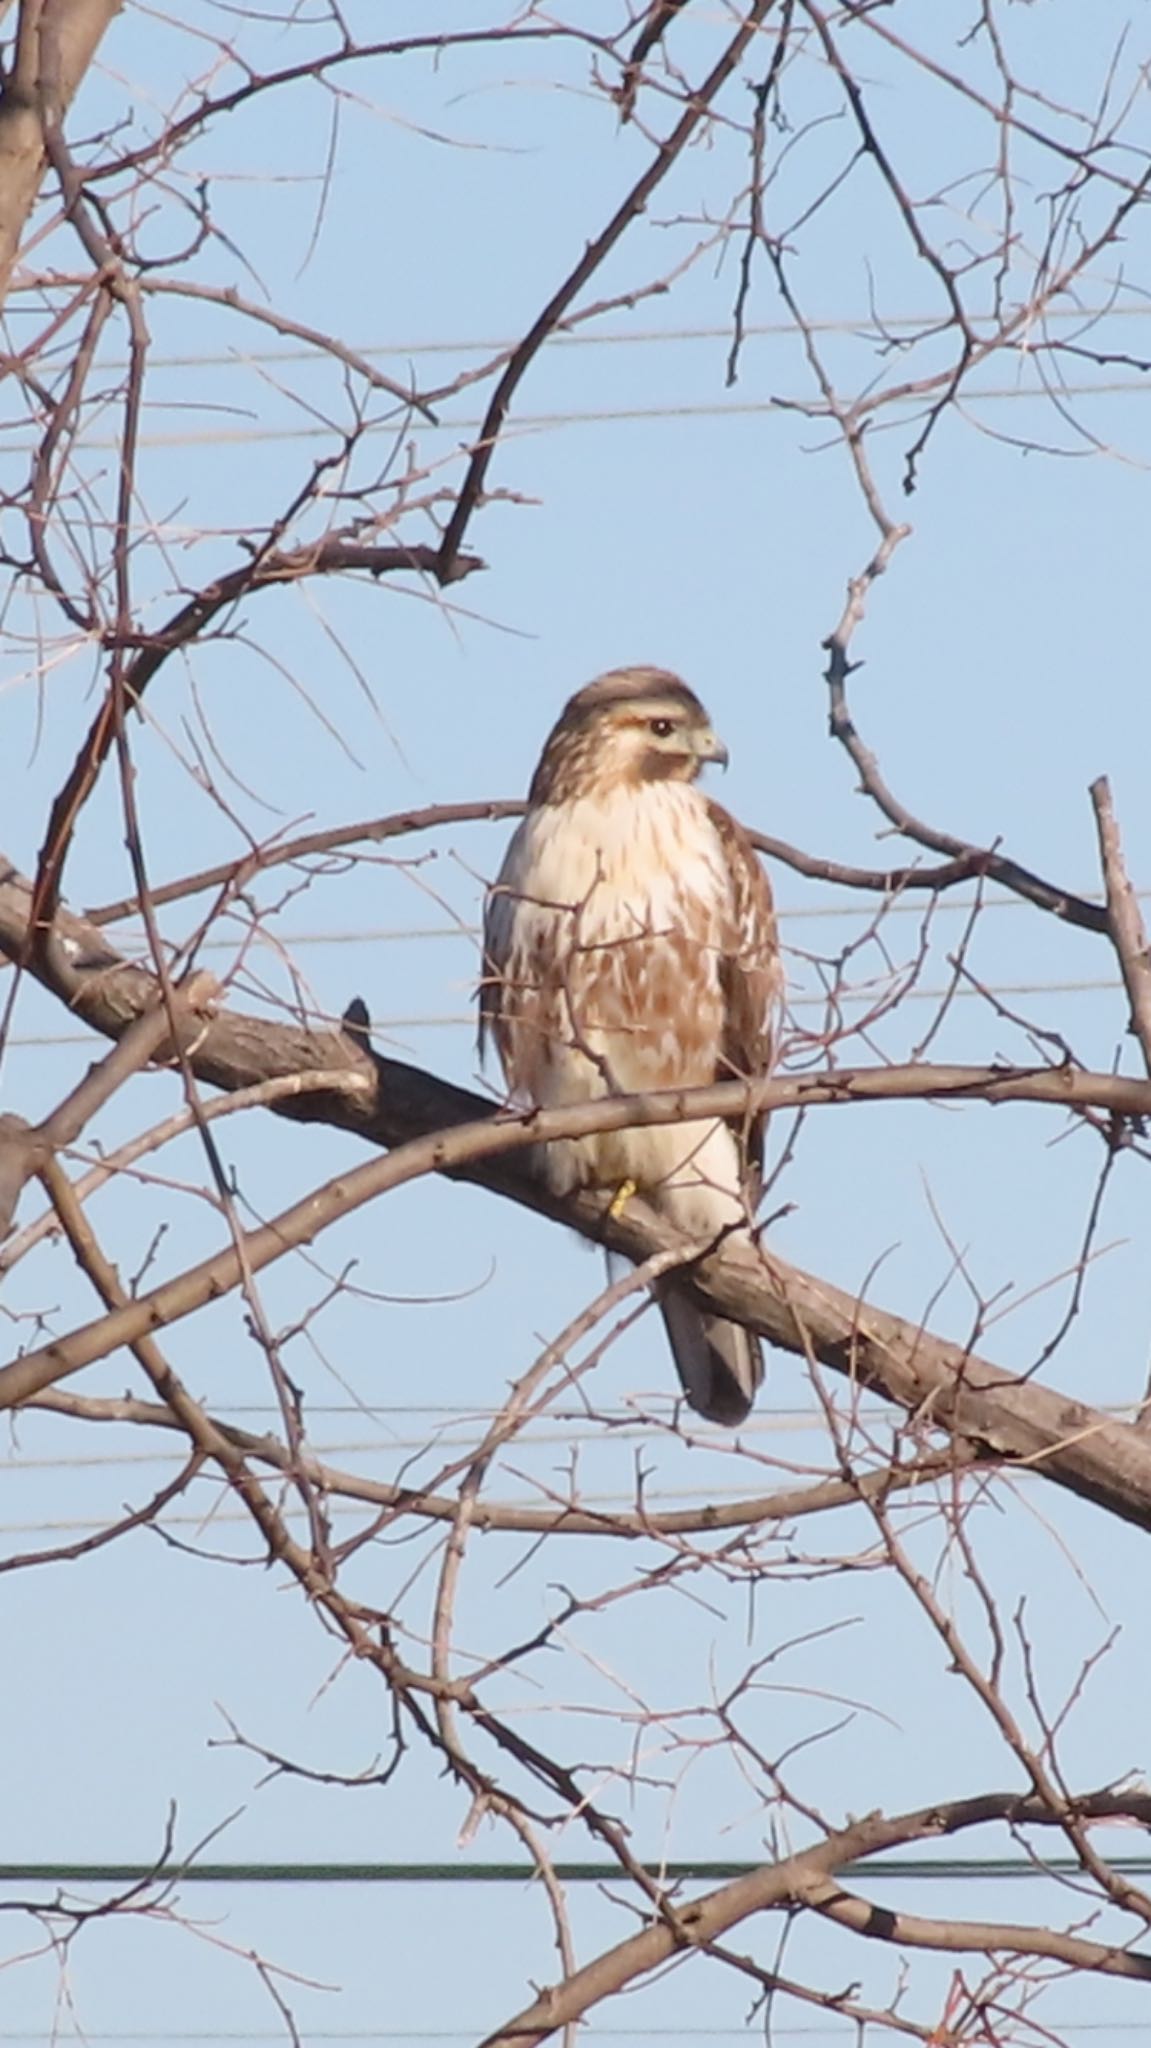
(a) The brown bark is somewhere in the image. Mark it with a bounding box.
[0,0,123,305]
[481,1789,1151,2048]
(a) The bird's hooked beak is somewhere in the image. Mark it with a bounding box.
[694,725,730,771]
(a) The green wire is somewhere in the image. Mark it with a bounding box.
[2,1854,1149,1884]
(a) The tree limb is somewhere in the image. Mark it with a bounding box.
[481,1788,1151,2047]
[436,0,777,575]
[28,536,484,938]
[82,800,1090,934]
[1091,774,1151,1076]
[3,856,1151,1533]
[0,0,123,307]
[26,1387,978,1538]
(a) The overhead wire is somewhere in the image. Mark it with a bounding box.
[2,1854,1149,1884]
[4,889,1133,1028]
[13,375,1148,455]
[0,974,1128,1049]
[1,878,1129,1048]
[6,1386,1144,1477]
[4,319,1150,457]
[81,298,1151,370]
[0,2029,1139,2045]
[84,884,1136,935]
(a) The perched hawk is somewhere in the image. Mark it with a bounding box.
[480,666,782,1425]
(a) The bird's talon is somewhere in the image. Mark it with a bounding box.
[608,1177,638,1220]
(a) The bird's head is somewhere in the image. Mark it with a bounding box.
[528,666,728,804]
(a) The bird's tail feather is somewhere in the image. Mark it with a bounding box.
[658,1285,763,1426]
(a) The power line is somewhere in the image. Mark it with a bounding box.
[0,1410,838,1471]
[85,901,1122,950]
[3,1855,1149,1885]
[9,1392,1145,1477]
[92,299,1151,372]
[17,376,1148,454]
[97,888,1130,935]
[1,975,1129,1048]
[0,2031,1140,2045]
[5,884,1129,1046]
[111,886,1126,939]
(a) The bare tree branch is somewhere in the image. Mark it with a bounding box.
[0,973,215,1235]
[24,1389,978,1538]
[83,801,1104,935]
[28,537,484,939]
[436,0,778,575]
[1091,774,1151,1076]
[482,1788,1151,2048]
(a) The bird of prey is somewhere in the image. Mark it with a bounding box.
[479,666,782,1425]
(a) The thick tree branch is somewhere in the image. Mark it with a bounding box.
[0,0,122,306]
[803,1871,1150,1974]
[6,1048,1138,1409]
[3,858,1151,1533]
[481,1788,1151,2047]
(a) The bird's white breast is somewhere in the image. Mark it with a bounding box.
[496,783,730,938]
[486,782,746,1212]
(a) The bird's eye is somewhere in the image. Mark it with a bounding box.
[648,717,675,739]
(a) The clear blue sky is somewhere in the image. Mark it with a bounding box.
[2,4,1151,2043]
